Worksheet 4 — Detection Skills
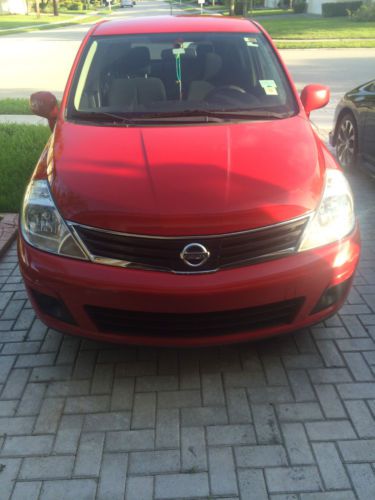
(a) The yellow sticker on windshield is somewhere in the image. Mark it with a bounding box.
[264,87,278,95]
[259,79,278,96]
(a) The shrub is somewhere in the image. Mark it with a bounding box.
[32,1,52,12]
[233,0,263,15]
[0,124,50,213]
[67,1,83,9]
[322,1,362,17]
[292,0,307,13]
[352,2,375,20]
[234,1,245,15]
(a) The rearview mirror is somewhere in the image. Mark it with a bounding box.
[300,84,330,117]
[30,91,59,130]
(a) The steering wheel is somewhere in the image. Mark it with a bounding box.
[206,85,260,106]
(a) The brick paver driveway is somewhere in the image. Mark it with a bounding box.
[1,171,375,499]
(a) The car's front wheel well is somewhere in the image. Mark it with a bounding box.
[333,108,357,145]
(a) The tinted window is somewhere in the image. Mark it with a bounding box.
[68,32,297,122]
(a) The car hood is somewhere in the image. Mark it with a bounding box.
[49,116,325,236]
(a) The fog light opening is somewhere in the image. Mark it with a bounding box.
[311,279,351,315]
[30,289,76,325]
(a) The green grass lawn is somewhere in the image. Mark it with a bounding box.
[176,1,292,16]
[259,16,375,39]
[175,4,375,46]
[251,8,293,15]
[0,13,77,29]
[0,98,31,115]
[0,124,50,212]
[277,39,375,48]
[220,8,293,16]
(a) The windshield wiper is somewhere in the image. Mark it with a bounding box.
[70,110,224,125]
[70,110,227,124]
[136,109,288,121]
[70,109,288,124]
[201,109,288,120]
[69,111,141,125]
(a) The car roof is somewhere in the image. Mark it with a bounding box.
[93,15,260,36]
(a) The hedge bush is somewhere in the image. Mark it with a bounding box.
[0,124,50,213]
[322,1,362,17]
[352,2,375,20]
[232,0,266,15]
[292,0,307,13]
[234,1,246,15]
[67,1,84,9]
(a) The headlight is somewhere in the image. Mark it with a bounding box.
[21,179,88,260]
[299,169,355,251]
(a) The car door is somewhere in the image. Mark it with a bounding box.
[361,81,375,167]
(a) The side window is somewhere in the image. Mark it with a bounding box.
[74,41,98,110]
[365,82,375,93]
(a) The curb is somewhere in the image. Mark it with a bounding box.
[0,214,19,259]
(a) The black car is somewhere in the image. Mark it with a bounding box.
[330,79,375,174]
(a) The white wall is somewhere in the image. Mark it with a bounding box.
[0,0,28,14]
[264,0,279,7]
[307,0,325,14]
[264,0,323,13]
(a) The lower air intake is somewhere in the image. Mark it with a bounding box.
[85,297,304,337]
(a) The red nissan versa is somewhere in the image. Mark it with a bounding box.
[18,16,360,347]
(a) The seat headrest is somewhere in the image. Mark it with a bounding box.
[124,46,151,76]
[196,43,214,57]
[203,52,222,81]
[161,48,174,60]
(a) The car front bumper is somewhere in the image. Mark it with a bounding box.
[18,227,360,347]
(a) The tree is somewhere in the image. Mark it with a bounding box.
[52,0,58,15]
[229,0,235,15]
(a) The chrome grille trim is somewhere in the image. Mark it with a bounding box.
[68,213,311,240]
[67,213,312,274]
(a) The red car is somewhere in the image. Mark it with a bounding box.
[19,16,360,346]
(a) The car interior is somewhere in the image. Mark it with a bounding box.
[72,33,294,116]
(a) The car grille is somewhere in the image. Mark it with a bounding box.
[72,215,309,273]
[85,298,304,337]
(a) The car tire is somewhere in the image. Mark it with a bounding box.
[336,112,358,170]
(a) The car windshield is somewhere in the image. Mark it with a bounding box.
[68,32,298,123]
